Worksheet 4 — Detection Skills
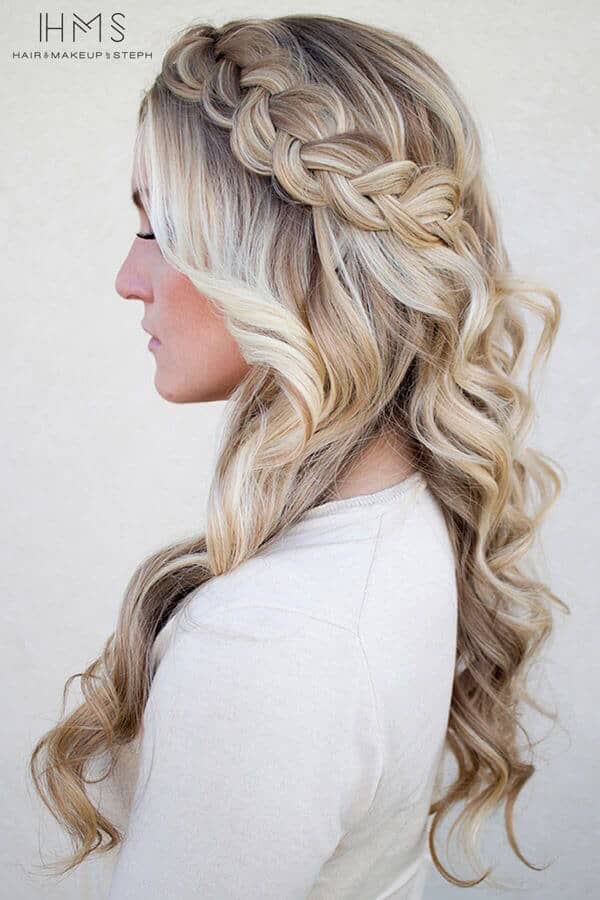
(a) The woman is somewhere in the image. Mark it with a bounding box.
[29,14,567,898]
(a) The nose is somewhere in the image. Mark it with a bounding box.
[114,248,153,303]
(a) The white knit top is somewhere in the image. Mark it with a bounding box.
[79,471,457,899]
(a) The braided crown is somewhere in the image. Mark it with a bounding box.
[157,23,463,247]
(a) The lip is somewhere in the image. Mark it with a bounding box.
[142,323,160,342]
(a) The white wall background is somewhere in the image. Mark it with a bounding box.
[2,1,598,897]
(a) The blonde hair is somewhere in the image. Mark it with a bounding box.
[30,14,568,887]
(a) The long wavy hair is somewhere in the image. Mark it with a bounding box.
[29,14,568,887]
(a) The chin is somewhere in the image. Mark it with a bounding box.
[154,373,231,404]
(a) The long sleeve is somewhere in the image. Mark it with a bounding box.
[107,602,383,900]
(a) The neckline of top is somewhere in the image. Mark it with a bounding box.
[300,470,426,521]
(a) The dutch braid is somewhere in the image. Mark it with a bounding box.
[158,22,464,247]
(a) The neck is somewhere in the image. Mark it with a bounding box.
[328,430,417,502]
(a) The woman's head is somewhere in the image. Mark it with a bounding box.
[30,14,567,888]
[115,15,491,416]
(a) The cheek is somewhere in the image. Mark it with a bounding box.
[165,272,235,351]
[155,269,250,401]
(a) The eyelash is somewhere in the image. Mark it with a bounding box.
[136,231,156,240]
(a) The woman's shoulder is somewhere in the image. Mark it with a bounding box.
[152,474,452,668]
[147,570,383,773]
[149,549,355,675]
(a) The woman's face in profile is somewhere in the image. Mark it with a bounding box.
[114,188,251,403]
